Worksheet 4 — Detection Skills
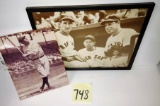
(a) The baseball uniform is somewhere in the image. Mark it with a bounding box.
[105,28,138,52]
[104,28,138,67]
[78,47,106,67]
[22,40,50,77]
[55,31,89,68]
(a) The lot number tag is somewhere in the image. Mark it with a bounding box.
[72,83,92,102]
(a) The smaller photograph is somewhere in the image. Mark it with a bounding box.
[0,28,68,100]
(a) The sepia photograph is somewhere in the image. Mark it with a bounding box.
[0,28,69,100]
[26,2,155,70]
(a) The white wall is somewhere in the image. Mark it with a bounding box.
[0,0,160,106]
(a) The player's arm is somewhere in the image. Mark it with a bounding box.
[73,55,86,62]
[29,42,41,55]
[23,42,41,59]
[104,45,114,57]
[22,47,30,57]
[122,31,139,53]
[61,55,84,62]
[123,29,139,46]
[77,50,87,62]
[62,56,74,62]
[62,54,86,62]
[104,38,113,57]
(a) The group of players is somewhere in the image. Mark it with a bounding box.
[55,14,139,68]
[13,13,139,92]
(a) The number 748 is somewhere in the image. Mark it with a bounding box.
[74,89,89,100]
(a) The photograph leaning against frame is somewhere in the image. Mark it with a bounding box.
[26,2,155,70]
[0,28,69,100]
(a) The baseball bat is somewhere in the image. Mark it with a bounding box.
[5,36,24,55]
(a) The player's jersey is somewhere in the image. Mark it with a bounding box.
[78,47,105,67]
[22,41,49,77]
[22,41,44,59]
[105,28,138,52]
[55,31,77,57]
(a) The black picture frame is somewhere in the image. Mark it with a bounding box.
[26,2,155,70]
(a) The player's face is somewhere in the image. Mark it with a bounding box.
[112,50,119,56]
[21,38,29,45]
[60,20,73,35]
[104,21,119,35]
[83,39,95,50]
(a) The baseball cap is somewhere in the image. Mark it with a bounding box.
[60,16,75,22]
[84,35,95,42]
[101,14,120,25]
[18,36,25,42]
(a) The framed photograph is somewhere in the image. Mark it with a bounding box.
[0,28,69,100]
[26,2,155,70]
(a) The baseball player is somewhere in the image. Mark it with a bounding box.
[78,35,106,67]
[101,14,139,67]
[55,16,89,68]
[18,36,53,92]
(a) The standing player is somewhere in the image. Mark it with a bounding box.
[101,14,139,67]
[78,35,106,67]
[18,36,53,92]
[55,16,89,68]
